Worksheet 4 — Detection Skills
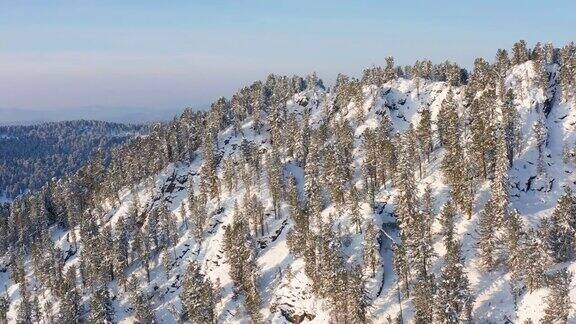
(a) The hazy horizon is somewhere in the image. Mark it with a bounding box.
[0,105,206,125]
[2,0,576,123]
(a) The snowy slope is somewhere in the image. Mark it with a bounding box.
[2,60,576,323]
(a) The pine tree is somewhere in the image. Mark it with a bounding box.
[266,148,283,219]
[89,287,114,323]
[525,229,547,293]
[477,198,497,271]
[408,124,424,179]
[286,173,300,215]
[59,266,82,323]
[559,43,576,103]
[417,107,433,161]
[421,184,434,243]
[439,201,456,246]
[114,217,130,291]
[434,237,474,323]
[181,262,216,323]
[544,43,556,64]
[439,91,472,219]
[200,132,220,201]
[127,276,155,323]
[222,157,237,193]
[492,131,510,221]
[411,185,436,323]
[0,293,9,324]
[532,42,549,93]
[17,280,34,324]
[158,202,178,250]
[251,81,264,134]
[393,242,410,297]
[190,193,208,243]
[295,109,311,167]
[413,270,436,324]
[363,220,380,278]
[394,133,419,235]
[438,90,458,147]
[542,187,576,262]
[468,90,495,180]
[533,117,548,177]
[362,128,379,203]
[222,214,262,322]
[506,210,526,304]
[349,185,362,233]
[304,135,324,227]
[512,40,529,65]
[383,56,397,82]
[346,265,370,323]
[502,89,520,166]
[495,48,510,78]
[541,269,572,324]
[161,248,172,279]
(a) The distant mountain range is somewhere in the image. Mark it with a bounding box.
[0,105,207,125]
[0,120,148,199]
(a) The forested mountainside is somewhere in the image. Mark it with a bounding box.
[2,40,576,323]
[0,120,147,200]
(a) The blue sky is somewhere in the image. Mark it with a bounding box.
[1,0,575,119]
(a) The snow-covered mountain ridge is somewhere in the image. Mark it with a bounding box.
[2,41,576,323]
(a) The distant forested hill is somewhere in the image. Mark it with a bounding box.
[0,120,147,199]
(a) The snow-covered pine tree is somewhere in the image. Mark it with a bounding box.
[439,200,457,247]
[222,156,237,193]
[407,124,424,179]
[533,116,548,177]
[127,276,156,323]
[542,187,576,262]
[393,242,410,297]
[412,185,436,323]
[394,133,419,235]
[492,130,510,220]
[417,107,433,162]
[266,147,283,219]
[468,89,496,180]
[17,280,35,323]
[180,262,216,324]
[190,192,208,242]
[541,268,572,324]
[346,265,370,323]
[200,131,220,201]
[477,198,497,271]
[413,270,435,324]
[502,88,520,166]
[59,265,82,323]
[348,185,362,234]
[559,42,576,103]
[434,237,474,323]
[304,135,324,227]
[495,48,511,78]
[113,216,130,291]
[0,293,9,324]
[89,286,114,323]
[525,229,548,293]
[437,89,458,148]
[223,211,262,322]
[439,90,473,219]
[532,42,549,93]
[512,40,529,65]
[506,210,526,305]
[363,220,380,278]
[384,56,397,82]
